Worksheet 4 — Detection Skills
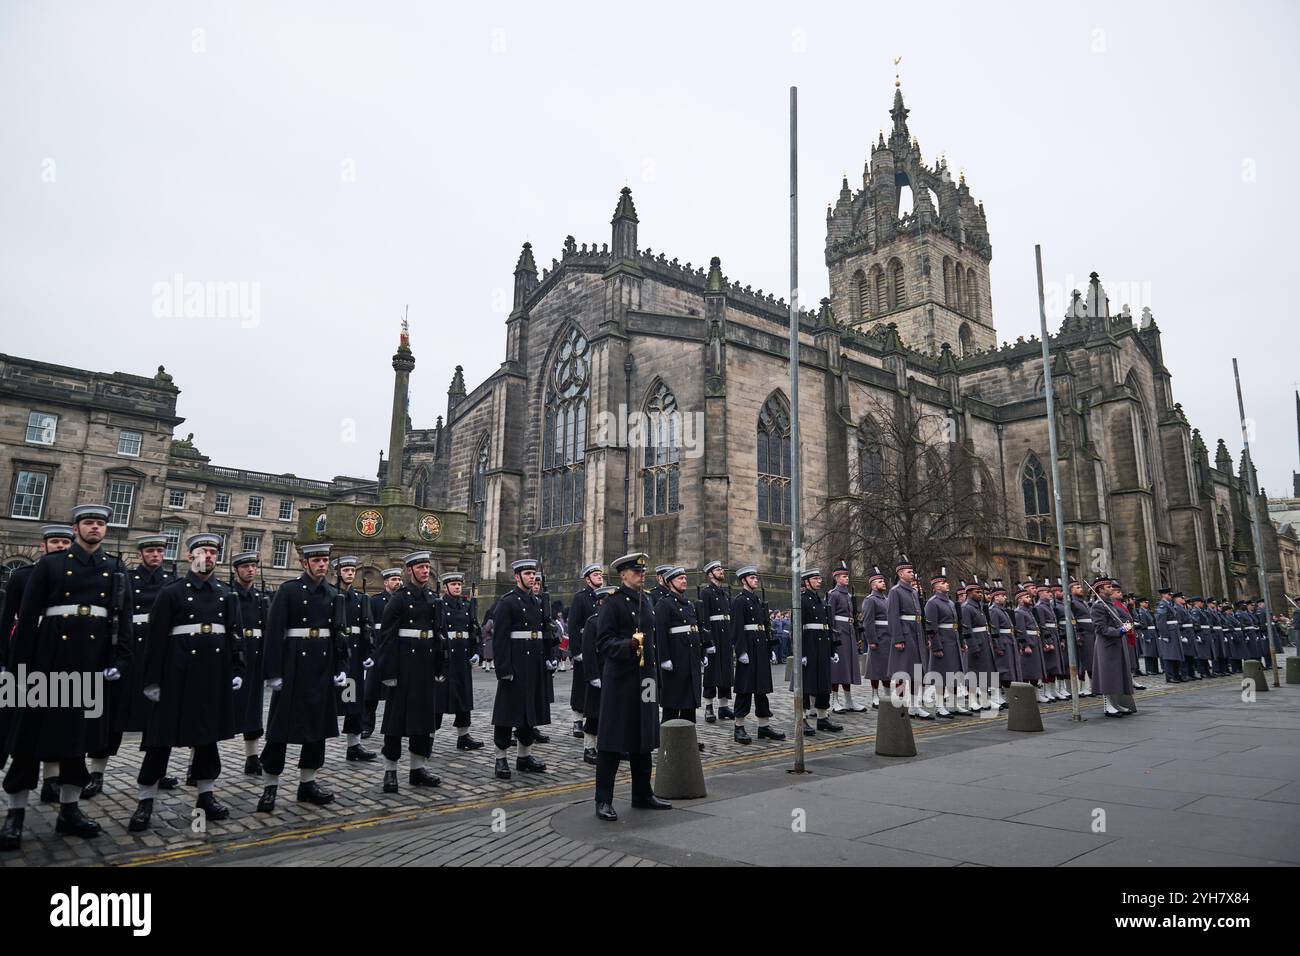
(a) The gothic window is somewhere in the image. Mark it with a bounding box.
[959,322,973,357]
[857,419,883,495]
[540,327,588,529]
[889,259,906,309]
[872,265,887,313]
[965,270,978,319]
[641,381,682,517]
[954,263,964,312]
[413,467,430,509]
[1217,507,1231,550]
[471,439,489,542]
[942,258,954,307]
[1022,454,1051,542]
[1134,405,1155,488]
[757,393,791,525]
[854,270,870,321]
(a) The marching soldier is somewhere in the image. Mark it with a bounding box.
[1207,598,1231,676]
[1173,592,1201,681]
[1234,601,1259,669]
[923,568,965,718]
[647,564,673,606]
[593,552,671,822]
[375,552,446,793]
[579,586,616,764]
[960,579,996,711]
[438,572,483,751]
[530,573,557,743]
[986,581,1017,707]
[698,560,735,724]
[1068,579,1097,697]
[83,533,177,798]
[567,563,604,738]
[489,559,549,780]
[1013,584,1047,701]
[362,568,403,737]
[1227,601,1249,672]
[1135,595,1160,678]
[1155,586,1183,682]
[1036,579,1068,700]
[791,569,842,735]
[128,533,245,831]
[731,565,786,744]
[333,557,377,762]
[860,566,891,709]
[1089,576,1135,716]
[0,524,74,799]
[887,557,928,719]
[1,505,131,850]
[256,542,350,813]
[827,563,865,712]
[655,567,707,745]
[230,551,269,775]
[1189,596,1214,679]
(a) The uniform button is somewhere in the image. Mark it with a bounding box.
[62,635,68,641]
[66,571,73,576]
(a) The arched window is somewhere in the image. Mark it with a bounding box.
[757,394,791,525]
[471,439,489,542]
[872,265,887,314]
[965,270,978,319]
[889,259,906,309]
[641,381,682,516]
[958,322,973,357]
[1217,507,1231,550]
[1022,454,1051,542]
[854,270,870,322]
[942,257,954,307]
[1134,405,1155,488]
[954,263,964,312]
[857,419,883,495]
[412,467,430,509]
[540,327,589,529]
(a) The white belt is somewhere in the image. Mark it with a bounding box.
[804,623,828,630]
[170,623,226,635]
[1146,626,1156,630]
[1181,624,1193,629]
[448,631,470,639]
[398,628,437,639]
[509,630,542,640]
[45,604,108,618]
[969,626,988,633]
[834,615,853,623]
[349,626,362,635]
[938,623,955,629]
[1213,626,1223,631]
[900,615,917,621]
[743,624,763,632]
[1043,623,1058,630]
[1025,630,1040,636]
[997,628,1012,634]
[708,614,730,622]
[132,613,149,625]
[669,625,698,635]
[874,619,888,626]
[286,628,329,638]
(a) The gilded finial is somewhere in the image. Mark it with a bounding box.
[893,55,902,88]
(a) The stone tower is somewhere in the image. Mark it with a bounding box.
[825,82,996,356]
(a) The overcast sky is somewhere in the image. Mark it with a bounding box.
[3,0,1298,495]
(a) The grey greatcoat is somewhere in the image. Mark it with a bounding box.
[1035,599,1064,678]
[924,594,964,677]
[987,601,1019,683]
[1090,598,1135,696]
[861,590,892,682]
[960,599,996,679]
[1156,600,1183,663]
[1067,595,1096,674]
[826,585,861,685]
[1013,603,1044,682]
[886,582,924,681]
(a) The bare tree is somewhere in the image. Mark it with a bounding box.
[806,391,1007,583]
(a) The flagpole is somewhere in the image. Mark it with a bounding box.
[789,86,806,773]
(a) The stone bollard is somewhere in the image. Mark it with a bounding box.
[654,719,707,799]
[1006,682,1044,732]
[1242,659,1269,694]
[874,694,917,757]
[1286,657,1299,686]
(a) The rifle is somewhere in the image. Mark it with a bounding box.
[847,578,864,655]
[758,579,774,654]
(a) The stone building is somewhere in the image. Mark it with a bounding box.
[405,84,1290,610]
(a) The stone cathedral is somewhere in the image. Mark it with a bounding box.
[395,84,1287,607]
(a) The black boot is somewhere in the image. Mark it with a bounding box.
[802,720,817,736]
[80,771,104,799]
[757,725,787,741]
[256,785,277,813]
[127,799,153,832]
[0,809,24,850]
[583,747,598,764]
[595,801,618,822]
[409,768,441,787]
[494,757,512,780]
[817,716,843,733]
[382,770,399,794]
[631,794,672,810]
[243,755,263,776]
[346,743,378,762]
[185,766,195,787]
[40,776,60,803]
[195,791,230,821]
[531,729,550,744]
[516,755,547,773]
[296,780,334,805]
[571,719,584,738]
[733,725,752,744]
[455,734,484,751]
[158,775,179,790]
[718,705,735,721]
[55,802,102,838]
[704,704,717,723]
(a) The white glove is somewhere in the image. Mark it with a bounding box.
[832,653,840,664]
[705,646,717,655]
[738,653,750,665]
[435,675,446,683]
[470,654,480,664]
[103,667,121,682]
[266,677,283,692]
[382,677,397,687]
[143,684,160,702]
[572,653,582,662]
[801,657,807,665]
[362,657,374,670]
[231,676,243,691]
[590,678,601,688]
[501,674,514,681]
[661,659,674,671]
[333,671,348,687]
[545,660,558,671]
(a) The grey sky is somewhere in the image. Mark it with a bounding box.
[3,0,1298,494]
